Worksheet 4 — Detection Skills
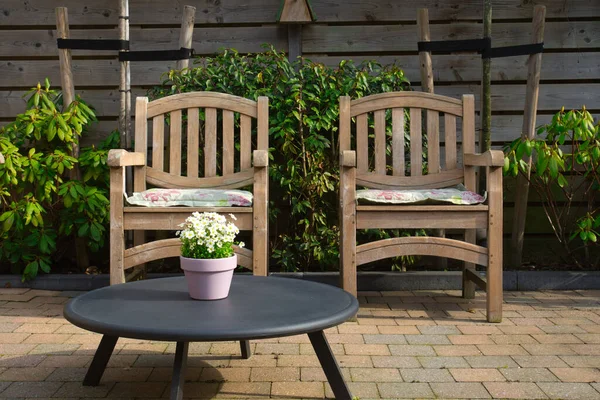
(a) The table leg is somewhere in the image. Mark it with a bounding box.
[308,330,353,400]
[170,341,189,400]
[83,335,118,386]
[240,340,251,359]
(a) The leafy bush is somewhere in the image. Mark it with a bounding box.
[504,107,600,267]
[0,80,117,280]
[151,46,412,272]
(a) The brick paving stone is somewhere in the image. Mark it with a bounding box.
[575,333,600,343]
[201,367,253,383]
[509,317,554,326]
[102,367,153,382]
[0,344,36,355]
[476,344,528,356]
[276,354,320,367]
[400,368,453,382]
[364,334,406,345]
[22,333,72,344]
[405,334,450,345]
[228,355,276,367]
[513,355,570,368]
[539,382,600,400]
[29,343,80,355]
[500,368,559,382]
[270,381,324,398]
[0,355,46,368]
[484,382,548,399]
[350,367,401,382]
[388,345,435,356]
[325,382,379,399]
[0,367,55,381]
[523,344,577,355]
[250,367,299,382]
[0,381,62,397]
[189,356,231,369]
[394,317,436,326]
[344,344,389,356]
[178,382,220,398]
[0,333,30,344]
[300,366,328,381]
[532,334,583,344]
[118,343,168,355]
[550,318,595,325]
[254,343,299,355]
[430,382,491,398]
[490,334,538,344]
[0,381,9,393]
[147,366,201,382]
[418,356,469,368]
[580,325,600,334]
[417,325,461,335]
[569,344,600,355]
[540,325,587,334]
[465,355,519,368]
[335,355,373,368]
[106,381,166,398]
[44,367,86,382]
[300,343,344,355]
[434,344,482,356]
[337,324,379,334]
[550,367,600,382]
[0,323,22,333]
[377,382,435,399]
[371,355,420,368]
[561,355,600,368]
[377,326,420,335]
[450,368,506,382]
[498,326,545,335]
[458,325,502,335]
[449,334,495,345]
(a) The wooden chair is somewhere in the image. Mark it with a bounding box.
[339,92,503,322]
[107,92,269,285]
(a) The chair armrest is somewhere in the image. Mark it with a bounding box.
[463,150,504,167]
[107,150,145,167]
[340,150,356,167]
[253,150,269,167]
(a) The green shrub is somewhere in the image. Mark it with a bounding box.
[0,80,117,280]
[504,107,600,267]
[151,46,414,272]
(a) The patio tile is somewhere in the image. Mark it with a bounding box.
[0,344,36,355]
[448,334,495,345]
[539,325,587,334]
[44,367,87,381]
[569,344,600,355]
[457,325,502,335]
[344,344,389,356]
[490,334,537,344]
[364,334,406,344]
[277,354,320,367]
[228,355,276,367]
[0,333,30,344]
[417,356,469,368]
[335,355,373,368]
[28,343,80,355]
[538,382,600,399]
[377,382,435,398]
[465,355,519,368]
[433,344,482,356]
[179,382,220,398]
[371,356,420,368]
[476,344,528,356]
[0,381,62,397]
[254,343,299,355]
[430,382,491,398]
[561,355,600,368]
[250,367,299,382]
[405,334,450,345]
[147,366,201,382]
[549,367,600,382]
[101,367,153,382]
[337,324,379,334]
[575,333,600,343]
[416,325,460,335]
[350,367,401,382]
[400,368,453,382]
[22,333,72,344]
[513,355,570,368]
[498,326,545,335]
[522,344,577,356]
[106,381,166,398]
[450,368,506,382]
[270,381,324,398]
[388,345,435,356]
[0,367,55,381]
[0,323,22,333]
[532,334,583,344]
[500,368,559,382]
[377,326,420,335]
[484,382,548,399]
[325,382,379,399]
[0,355,46,368]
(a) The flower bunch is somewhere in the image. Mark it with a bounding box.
[177,212,243,259]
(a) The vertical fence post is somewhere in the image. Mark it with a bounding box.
[177,5,196,71]
[511,5,546,268]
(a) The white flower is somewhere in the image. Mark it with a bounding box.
[179,212,241,258]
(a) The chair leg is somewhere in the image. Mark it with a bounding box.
[463,230,477,299]
[340,164,357,297]
[486,168,503,323]
[109,167,125,285]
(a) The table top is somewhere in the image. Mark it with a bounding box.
[64,276,358,342]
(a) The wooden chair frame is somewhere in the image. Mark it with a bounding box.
[339,92,503,322]
[107,92,269,285]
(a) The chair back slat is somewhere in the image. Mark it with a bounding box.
[409,108,422,176]
[444,114,457,170]
[374,110,386,175]
[462,95,476,191]
[152,115,164,172]
[240,114,252,170]
[222,110,235,175]
[356,114,368,172]
[392,108,405,176]
[134,97,148,192]
[426,110,440,174]
[169,110,182,175]
[204,107,217,177]
[187,108,200,177]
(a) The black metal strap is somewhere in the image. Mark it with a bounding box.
[118,47,194,62]
[418,38,543,59]
[418,38,490,54]
[483,42,544,59]
[57,38,129,51]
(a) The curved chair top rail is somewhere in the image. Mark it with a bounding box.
[146,92,260,118]
[349,91,466,117]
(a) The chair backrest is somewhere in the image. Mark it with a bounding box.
[340,92,475,191]
[134,92,268,192]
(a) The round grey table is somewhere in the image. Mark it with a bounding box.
[64,275,359,400]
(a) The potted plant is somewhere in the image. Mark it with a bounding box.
[177,212,243,300]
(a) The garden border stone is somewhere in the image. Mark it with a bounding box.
[2,271,600,291]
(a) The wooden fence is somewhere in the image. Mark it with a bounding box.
[1,0,598,243]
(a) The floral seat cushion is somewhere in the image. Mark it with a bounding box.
[126,188,253,207]
[356,186,485,205]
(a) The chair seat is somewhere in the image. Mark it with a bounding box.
[126,188,253,207]
[356,187,485,205]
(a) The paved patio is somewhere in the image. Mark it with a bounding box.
[1,287,600,399]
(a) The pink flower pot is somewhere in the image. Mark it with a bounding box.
[180,254,237,300]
